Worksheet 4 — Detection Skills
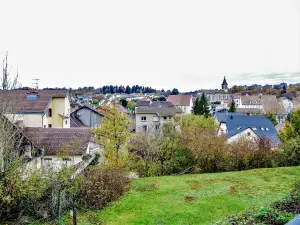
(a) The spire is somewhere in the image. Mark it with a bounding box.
[222,76,228,85]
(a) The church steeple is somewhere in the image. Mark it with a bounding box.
[221,76,228,91]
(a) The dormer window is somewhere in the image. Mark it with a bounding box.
[26,93,38,100]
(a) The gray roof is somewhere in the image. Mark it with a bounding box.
[224,115,280,146]
[135,107,177,116]
[23,128,91,155]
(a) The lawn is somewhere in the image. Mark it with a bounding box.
[62,166,300,225]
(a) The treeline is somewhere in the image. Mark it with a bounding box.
[75,85,180,95]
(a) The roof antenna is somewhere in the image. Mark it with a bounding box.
[32,79,40,90]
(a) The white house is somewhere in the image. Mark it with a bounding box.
[23,127,99,171]
[217,114,280,148]
[135,101,180,132]
[167,94,193,114]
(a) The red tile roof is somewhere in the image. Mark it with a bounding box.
[168,94,191,106]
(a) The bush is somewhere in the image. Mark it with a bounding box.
[166,147,195,174]
[217,182,300,225]
[80,167,130,210]
[90,152,100,165]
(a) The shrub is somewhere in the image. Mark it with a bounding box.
[82,153,92,161]
[217,182,300,225]
[80,167,130,210]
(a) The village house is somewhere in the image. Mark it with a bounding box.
[0,89,71,128]
[70,105,104,128]
[135,101,180,132]
[167,94,193,114]
[217,114,280,148]
[235,95,288,123]
[23,127,98,170]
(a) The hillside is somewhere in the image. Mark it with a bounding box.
[63,166,300,225]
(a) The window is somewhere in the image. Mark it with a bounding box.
[26,94,38,100]
[247,132,251,136]
[169,116,172,120]
[141,116,147,122]
[48,108,52,117]
[65,120,68,125]
[163,116,167,120]
[153,116,159,122]
[252,127,257,130]
[266,128,269,131]
[142,125,147,132]
[155,124,160,131]
[62,157,72,167]
[44,125,46,128]
[48,124,52,128]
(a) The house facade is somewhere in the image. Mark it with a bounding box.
[71,105,104,128]
[135,101,178,132]
[23,127,99,171]
[167,94,193,114]
[0,90,71,128]
[217,114,280,148]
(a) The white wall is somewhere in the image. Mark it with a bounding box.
[227,128,258,143]
[136,113,173,132]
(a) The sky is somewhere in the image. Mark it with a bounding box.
[0,0,299,92]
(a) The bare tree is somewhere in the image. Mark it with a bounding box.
[1,51,19,90]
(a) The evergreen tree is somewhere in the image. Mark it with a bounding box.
[229,99,236,112]
[199,93,210,117]
[192,97,201,115]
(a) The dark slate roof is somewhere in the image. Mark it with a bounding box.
[215,112,244,123]
[135,107,178,116]
[70,113,87,127]
[136,100,151,107]
[23,128,91,155]
[0,90,68,113]
[222,76,228,85]
[150,101,175,108]
[224,115,280,145]
[74,104,105,117]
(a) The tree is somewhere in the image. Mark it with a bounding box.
[153,123,178,175]
[290,109,300,135]
[95,104,131,166]
[171,88,179,95]
[194,93,210,117]
[278,109,300,142]
[119,98,128,108]
[127,101,136,112]
[192,97,201,115]
[128,132,156,177]
[266,113,278,126]
[1,52,19,90]
[229,99,236,112]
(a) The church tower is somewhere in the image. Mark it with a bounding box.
[221,76,228,92]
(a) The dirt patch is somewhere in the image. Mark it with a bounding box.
[134,182,158,192]
[184,195,196,201]
[187,180,201,190]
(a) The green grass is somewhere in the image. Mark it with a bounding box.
[63,166,300,225]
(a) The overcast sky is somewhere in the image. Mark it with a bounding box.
[0,0,299,91]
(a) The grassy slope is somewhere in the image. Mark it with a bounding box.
[65,166,300,225]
